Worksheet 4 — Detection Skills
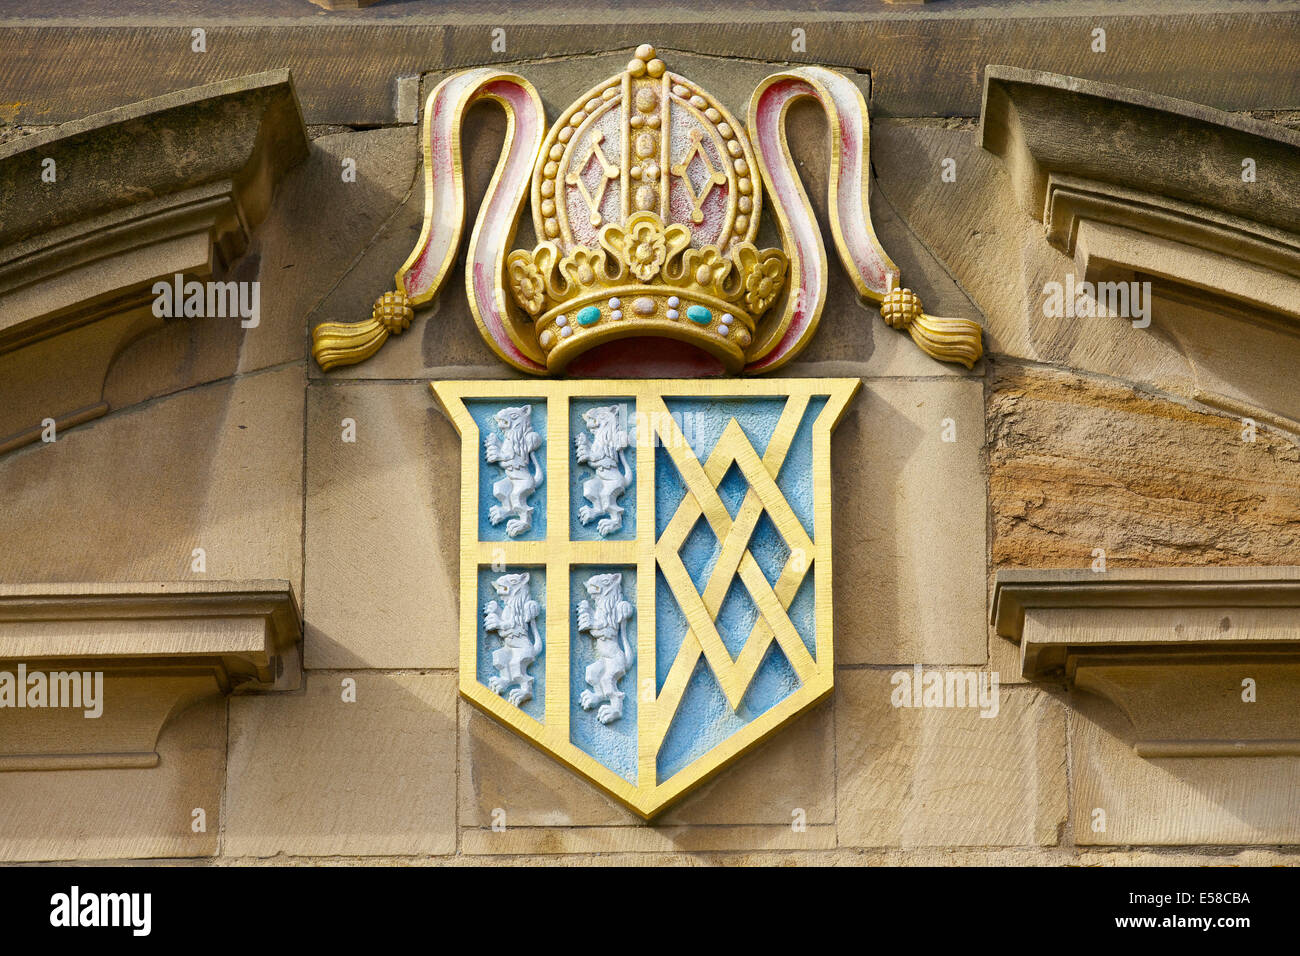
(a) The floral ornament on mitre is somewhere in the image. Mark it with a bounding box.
[738,246,789,317]
[603,212,692,283]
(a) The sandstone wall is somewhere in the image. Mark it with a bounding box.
[1,3,1298,865]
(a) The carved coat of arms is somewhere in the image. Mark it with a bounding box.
[311,45,981,817]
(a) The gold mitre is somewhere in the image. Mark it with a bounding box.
[311,44,984,375]
[508,46,784,373]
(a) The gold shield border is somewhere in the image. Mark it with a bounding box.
[432,377,859,819]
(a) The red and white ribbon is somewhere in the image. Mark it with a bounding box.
[746,66,898,373]
[399,69,547,373]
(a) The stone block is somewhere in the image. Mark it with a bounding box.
[836,670,1067,847]
[458,695,833,831]
[0,698,225,861]
[0,366,304,587]
[304,381,460,669]
[1071,693,1300,845]
[988,364,1300,569]
[224,671,457,857]
[461,824,836,856]
[262,125,418,377]
[834,379,987,665]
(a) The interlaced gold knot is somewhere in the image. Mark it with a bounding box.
[880,287,923,330]
[373,289,414,334]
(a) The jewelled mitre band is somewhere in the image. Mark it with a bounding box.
[311,46,984,374]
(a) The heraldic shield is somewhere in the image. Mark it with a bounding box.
[311,45,982,816]
[434,378,856,816]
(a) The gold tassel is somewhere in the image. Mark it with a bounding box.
[879,287,983,369]
[311,290,415,372]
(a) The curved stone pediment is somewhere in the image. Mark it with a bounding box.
[0,70,309,456]
[981,66,1300,428]
[981,65,1300,241]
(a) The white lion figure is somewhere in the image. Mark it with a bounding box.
[575,405,632,537]
[483,572,543,707]
[485,404,544,538]
[577,573,635,725]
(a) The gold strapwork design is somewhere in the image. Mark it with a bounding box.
[671,130,729,225]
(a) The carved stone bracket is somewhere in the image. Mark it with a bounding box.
[993,567,1300,757]
[980,66,1300,279]
[981,65,1300,426]
[981,65,1300,321]
[0,70,309,455]
[0,581,301,771]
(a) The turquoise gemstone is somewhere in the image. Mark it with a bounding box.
[575,305,602,326]
[686,305,712,324]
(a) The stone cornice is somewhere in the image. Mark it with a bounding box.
[0,69,309,456]
[993,568,1300,756]
[0,70,308,343]
[2,9,1297,123]
[993,567,1300,647]
[0,580,301,771]
[0,69,308,251]
[980,65,1300,237]
[980,66,1300,317]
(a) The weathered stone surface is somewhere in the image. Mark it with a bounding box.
[659,701,834,826]
[1071,692,1300,845]
[966,67,1300,426]
[0,581,299,783]
[1155,292,1300,428]
[872,120,1257,414]
[0,698,224,862]
[989,618,1028,686]
[0,72,310,452]
[982,65,1300,239]
[836,671,1067,847]
[5,125,413,417]
[266,125,418,376]
[873,118,1182,386]
[459,695,833,832]
[0,366,304,587]
[0,70,307,249]
[304,102,511,380]
[3,11,1298,125]
[462,824,836,856]
[0,314,120,451]
[783,107,983,379]
[993,569,1300,757]
[224,672,457,858]
[872,120,1038,361]
[834,379,987,665]
[989,363,1300,569]
[157,844,1300,866]
[459,701,631,828]
[304,381,460,669]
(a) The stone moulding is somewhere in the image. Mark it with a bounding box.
[0,69,309,455]
[993,567,1300,758]
[0,580,301,772]
[0,68,310,331]
[980,65,1300,317]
